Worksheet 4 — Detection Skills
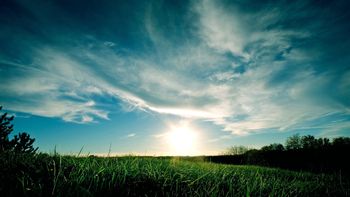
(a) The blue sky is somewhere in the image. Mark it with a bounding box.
[1,0,350,155]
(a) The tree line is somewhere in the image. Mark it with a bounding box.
[224,134,350,154]
[209,134,350,174]
[262,134,350,151]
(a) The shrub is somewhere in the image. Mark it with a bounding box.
[0,106,38,154]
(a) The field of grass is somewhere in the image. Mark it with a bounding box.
[1,153,349,196]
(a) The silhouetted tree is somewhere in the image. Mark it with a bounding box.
[225,145,249,155]
[0,106,37,154]
[11,132,38,153]
[0,106,14,152]
[332,137,350,148]
[301,135,317,149]
[321,137,331,148]
[219,134,350,174]
[285,134,302,150]
[261,143,284,151]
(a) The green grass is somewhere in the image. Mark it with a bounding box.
[0,153,349,196]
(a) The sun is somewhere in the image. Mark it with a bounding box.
[166,123,199,156]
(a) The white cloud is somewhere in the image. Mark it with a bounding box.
[208,134,232,143]
[126,133,136,138]
[194,0,249,59]
[0,0,348,137]
[2,38,345,134]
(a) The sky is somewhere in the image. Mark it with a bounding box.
[1,0,350,155]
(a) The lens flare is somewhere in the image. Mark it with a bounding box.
[166,123,199,156]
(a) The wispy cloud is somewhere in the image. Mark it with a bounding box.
[208,135,232,143]
[0,0,349,136]
[126,133,136,138]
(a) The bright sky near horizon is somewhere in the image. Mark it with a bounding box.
[1,0,350,155]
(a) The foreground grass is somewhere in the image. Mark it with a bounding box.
[0,153,349,196]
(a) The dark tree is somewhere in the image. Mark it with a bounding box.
[0,106,14,152]
[0,106,38,154]
[225,145,250,155]
[321,138,331,148]
[301,135,317,149]
[332,137,350,148]
[11,132,38,153]
[285,134,302,150]
[261,143,284,151]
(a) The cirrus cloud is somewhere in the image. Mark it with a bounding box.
[0,0,349,136]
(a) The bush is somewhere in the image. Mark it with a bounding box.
[0,106,38,154]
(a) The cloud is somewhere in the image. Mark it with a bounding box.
[194,0,250,59]
[0,49,110,123]
[126,133,136,138]
[208,134,232,143]
[0,0,349,136]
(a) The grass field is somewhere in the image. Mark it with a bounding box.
[1,153,349,196]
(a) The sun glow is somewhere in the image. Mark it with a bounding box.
[166,122,199,156]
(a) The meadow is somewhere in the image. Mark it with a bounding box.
[1,152,349,196]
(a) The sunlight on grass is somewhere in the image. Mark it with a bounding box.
[2,153,348,196]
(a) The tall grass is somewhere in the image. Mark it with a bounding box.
[0,152,349,196]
